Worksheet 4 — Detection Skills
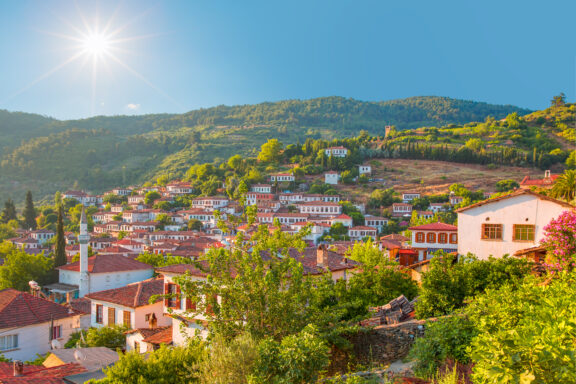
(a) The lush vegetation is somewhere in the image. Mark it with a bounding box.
[0,96,531,202]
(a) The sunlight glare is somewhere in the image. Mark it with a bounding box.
[82,33,111,56]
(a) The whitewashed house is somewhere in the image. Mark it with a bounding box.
[408,222,458,261]
[250,184,272,193]
[324,171,340,185]
[456,190,573,260]
[85,279,171,330]
[0,289,83,361]
[324,146,348,158]
[348,226,378,240]
[402,192,420,203]
[270,173,295,183]
[365,216,389,232]
[358,165,372,175]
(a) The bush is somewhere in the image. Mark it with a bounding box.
[408,316,478,378]
[416,253,531,318]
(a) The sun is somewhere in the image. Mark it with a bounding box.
[81,33,111,57]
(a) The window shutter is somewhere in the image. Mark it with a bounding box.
[175,285,181,310]
[185,298,195,311]
[164,283,170,307]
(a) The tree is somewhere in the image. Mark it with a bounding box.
[82,326,129,349]
[53,205,67,268]
[549,169,576,202]
[495,179,519,192]
[91,343,204,384]
[144,191,161,205]
[135,252,189,268]
[566,150,576,170]
[252,325,330,384]
[22,191,37,230]
[1,200,17,224]
[257,139,283,164]
[0,246,53,291]
[464,138,484,152]
[416,253,531,318]
[188,219,203,231]
[551,92,566,107]
[227,154,244,173]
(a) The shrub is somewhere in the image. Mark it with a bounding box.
[408,316,478,378]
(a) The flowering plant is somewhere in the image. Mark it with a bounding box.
[541,210,576,273]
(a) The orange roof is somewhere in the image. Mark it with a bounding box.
[408,222,457,231]
[57,254,153,273]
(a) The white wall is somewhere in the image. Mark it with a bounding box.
[458,194,568,259]
[60,269,154,296]
[0,316,81,361]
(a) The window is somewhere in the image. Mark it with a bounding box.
[123,311,131,327]
[513,225,535,241]
[426,233,436,243]
[416,232,424,243]
[0,335,18,351]
[96,304,103,324]
[108,307,116,325]
[482,224,503,240]
[134,342,140,353]
[450,233,458,244]
[51,325,62,340]
[438,233,447,244]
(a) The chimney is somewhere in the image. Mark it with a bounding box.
[317,244,327,267]
[544,170,551,179]
[13,361,23,377]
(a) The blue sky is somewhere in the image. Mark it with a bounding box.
[0,0,574,119]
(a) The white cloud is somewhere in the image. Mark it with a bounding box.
[125,103,140,110]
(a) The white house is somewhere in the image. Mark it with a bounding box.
[0,289,83,361]
[85,279,171,330]
[297,202,342,216]
[365,216,389,232]
[270,173,295,183]
[324,146,348,158]
[324,171,340,185]
[191,197,229,211]
[250,184,272,193]
[331,214,354,228]
[408,222,458,261]
[358,165,372,175]
[29,229,55,244]
[450,195,464,206]
[348,226,378,240]
[402,192,420,203]
[428,203,447,213]
[55,254,154,299]
[456,190,573,260]
[392,203,413,217]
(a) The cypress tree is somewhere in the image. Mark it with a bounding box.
[1,199,17,223]
[22,191,37,230]
[54,205,67,267]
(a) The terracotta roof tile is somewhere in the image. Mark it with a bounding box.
[141,326,172,345]
[408,222,457,231]
[57,254,152,273]
[0,289,79,329]
[85,279,163,308]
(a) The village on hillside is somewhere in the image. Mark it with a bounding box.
[0,132,574,383]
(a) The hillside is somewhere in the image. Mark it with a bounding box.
[0,96,531,202]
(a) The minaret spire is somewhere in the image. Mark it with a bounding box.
[78,207,90,297]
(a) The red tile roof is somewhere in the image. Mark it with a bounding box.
[155,261,210,277]
[0,289,79,329]
[142,326,172,345]
[57,254,153,273]
[0,362,87,383]
[408,222,457,231]
[520,174,559,186]
[85,278,164,308]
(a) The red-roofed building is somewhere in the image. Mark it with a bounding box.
[0,361,87,384]
[519,170,559,189]
[409,222,458,261]
[0,290,84,361]
[85,279,170,330]
[54,254,154,298]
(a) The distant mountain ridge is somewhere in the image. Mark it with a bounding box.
[0,96,531,202]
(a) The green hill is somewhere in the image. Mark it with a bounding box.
[0,96,531,202]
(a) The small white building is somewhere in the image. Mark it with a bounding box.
[0,289,83,361]
[402,192,421,203]
[324,146,349,158]
[270,173,295,183]
[297,202,342,216]
[324,171,340,185]
[358,165,372,175]
[456,190,573,260]
[409,222,458,261]
[348,226,378,240]
[365,216,389,232]
[428,203,447,213]
[392,203,413,217]
[250,184,272,193]
[85,279,171,330]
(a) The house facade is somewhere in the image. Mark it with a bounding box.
[409,222,458,261]
[456,190,572,260]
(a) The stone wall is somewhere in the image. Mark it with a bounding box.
[329,319,430,374]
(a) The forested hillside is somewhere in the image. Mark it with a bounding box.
[0,96,532,202]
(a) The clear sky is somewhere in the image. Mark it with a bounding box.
[0,0,574,119]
